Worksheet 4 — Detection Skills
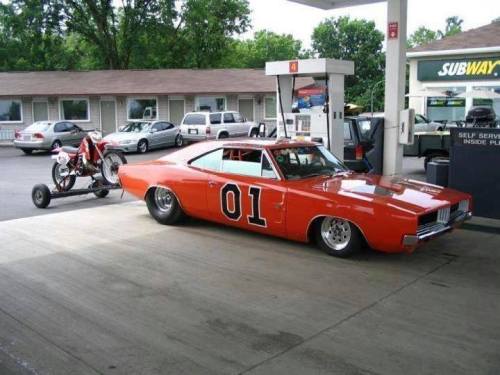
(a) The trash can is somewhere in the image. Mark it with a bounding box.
[426,159,450,187]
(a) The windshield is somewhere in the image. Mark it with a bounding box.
[120,122,151,133]
[271,145,348,180]
[26,122,51,132]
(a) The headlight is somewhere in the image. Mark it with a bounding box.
[458,199,469,212]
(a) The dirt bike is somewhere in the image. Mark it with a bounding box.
[51,131,127,193]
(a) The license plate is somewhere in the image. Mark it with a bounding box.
[23,135,31,141]
[189,129,198,135]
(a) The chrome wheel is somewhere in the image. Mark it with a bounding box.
[138,140,148,153]
[320,217,351,251]
[154,187,174,213]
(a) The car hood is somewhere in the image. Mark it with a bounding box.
[104,132,144,141]
[290,173,468,215]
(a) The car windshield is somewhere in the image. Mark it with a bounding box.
[120,122,151,133]
[271,145,348,180]
[25,122,51,132]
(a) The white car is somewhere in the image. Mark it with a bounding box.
[180,111,259,142]
[360,112,445,132]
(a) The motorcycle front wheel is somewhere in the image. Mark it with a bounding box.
[52,162,76,192]
[100,151,127,186]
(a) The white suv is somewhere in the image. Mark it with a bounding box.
[180,111,259,142]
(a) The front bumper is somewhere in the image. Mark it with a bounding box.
[106,141,138,153]
[402,211,472,247]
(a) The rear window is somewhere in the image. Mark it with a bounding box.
[26,122,50,132]
[183,114,206,126]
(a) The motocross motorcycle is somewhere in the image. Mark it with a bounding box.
[51,131,127,192]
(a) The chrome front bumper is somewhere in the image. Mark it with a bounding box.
[403,211,472,246]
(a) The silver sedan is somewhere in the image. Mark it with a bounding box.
[13,121,87,154]
[104,121,183,153]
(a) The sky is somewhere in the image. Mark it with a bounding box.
[243,0,500,48]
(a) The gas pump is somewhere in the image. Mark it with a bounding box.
[265,58,354,160]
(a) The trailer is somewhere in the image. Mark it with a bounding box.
[31,177,121,209]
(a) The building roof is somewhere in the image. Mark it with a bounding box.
[408,22,500,56]
[0,69,312,97]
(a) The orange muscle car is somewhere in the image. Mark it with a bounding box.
[118,139,472,257]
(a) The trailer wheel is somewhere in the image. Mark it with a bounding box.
[32,184,51,209]
[94,189,109,198]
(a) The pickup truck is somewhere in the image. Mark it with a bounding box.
[403,132,451,170]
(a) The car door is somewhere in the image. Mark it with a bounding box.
[149,122,165,148]
[53,122,72,145]
[65,122,84,145]
[232,112,248,136]
[205,147,286,237]
[222,112,237,137]
[163,122,179,146]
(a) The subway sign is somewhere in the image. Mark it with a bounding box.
[418,56,500,81]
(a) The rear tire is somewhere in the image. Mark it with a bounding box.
[175,134,183,147]
[218,132,228,139]
[52,162,76,192]
[314,217,362,258]
[146,187,184,225]
[21,148,33,155]
[32,184,51,209]
[100,151,127,185]
[137,139,148,153]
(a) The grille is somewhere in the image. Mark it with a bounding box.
[437,206,450,224]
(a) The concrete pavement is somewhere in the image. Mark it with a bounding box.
[0,201,499,374]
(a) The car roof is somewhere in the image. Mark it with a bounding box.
[184,111,237,116]
[160,138,319,164]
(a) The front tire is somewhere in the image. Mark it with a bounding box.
[146,187,184,225]
[175,134,183,147]
[137,139,148,153]
[51,140,62,150]
[32,184,51,209]
[314,217,362,258]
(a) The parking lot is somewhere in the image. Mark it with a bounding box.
[0,145,499,374]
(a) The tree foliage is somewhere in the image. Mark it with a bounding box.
[311,16,385,111]
[221,30,306,68]
[408,16,464,48]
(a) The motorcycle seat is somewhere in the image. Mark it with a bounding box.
[61,146,78,153]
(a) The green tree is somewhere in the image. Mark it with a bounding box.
[311,16,385,110]
[438,16,463,38]
[221,30,305,68]
[408,26,438,48]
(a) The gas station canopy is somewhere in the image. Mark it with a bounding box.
[288,0,384,10]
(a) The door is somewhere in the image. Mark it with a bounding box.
[205,148,286,236]
[223,112,238,137]
[238,98,254,121]
[163,122,179,146]
[100,100,116,136]
[66,122,84,145]
[150,122,165,147]
[33,101,48,122]
[169,99,185,126]
[53,122,74,145]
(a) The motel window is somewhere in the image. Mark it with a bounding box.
[127,98,158,120]
[0,99,22,122]
[196,96,225,112]
[60,99,89,121]
[264,96,277,119]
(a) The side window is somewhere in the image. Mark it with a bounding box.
[210,113,222,124]
[66,123,77,132]
[262,154,277,179]
[190,149,223,171]
[223,113,235,124]
[233,113,244,123]
[221,148,261,176]
[54,122,68,133]
[343,121,352,140]
[152,122,165,131]
[165,122,175,130]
